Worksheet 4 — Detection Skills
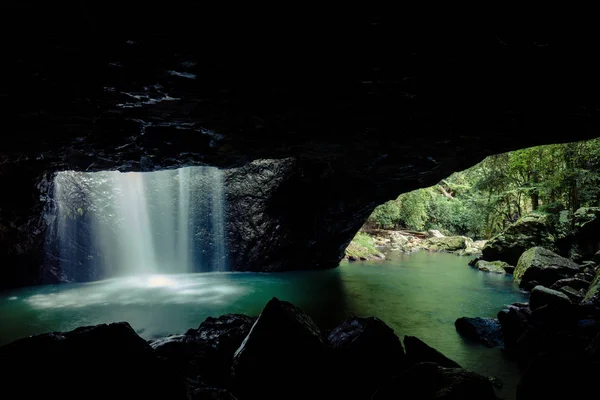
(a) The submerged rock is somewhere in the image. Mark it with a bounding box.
[0,322,186,400]
[482,213,557,266]
[372,362,497,400]
[455,317,504,348]
[152,314,256,385]
[514,246,581,288]
[473,260,512,274]
[328,317,406,399]
[529,285,571,310]
[231,297,326,399]
[404,335,461,368]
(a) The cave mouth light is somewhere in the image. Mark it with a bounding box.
[46,166,228,281]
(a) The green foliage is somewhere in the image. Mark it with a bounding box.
[345,231,383,259]
[368,201,400,229]
[367,137,600,239]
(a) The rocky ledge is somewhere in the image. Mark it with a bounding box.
[346,228,486,261]
[1,297,502,400]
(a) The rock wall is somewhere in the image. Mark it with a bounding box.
[2,6,600,286]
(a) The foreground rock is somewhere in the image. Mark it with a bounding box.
[473,260,512,274]
[455,317,504,348]
[0,322,186,400]
[231,297,326,399]
[514,246,581,288]
[328,317,406,399]
[404,335,461,368]
[372,362,497,400]
[517,352,600,400]
[549,277,592,292]
[529,285,572,310]
[482,214,556,266]
[152,314,256,386]
[497,303,531,351]
[583,269,600,308]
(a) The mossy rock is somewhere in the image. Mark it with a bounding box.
[421,236,469,252]
[473,260,512,274]
[345,232,385,261]
[514,247,581,288]
[482,213,557,266]
[574,207,600,229]
[583,269,600,307]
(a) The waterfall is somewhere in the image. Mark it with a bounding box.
[49,166,228,280]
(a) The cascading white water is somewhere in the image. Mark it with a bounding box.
[50,166,228,279]
[177,168,191,273]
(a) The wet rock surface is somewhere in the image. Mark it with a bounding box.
[514,246,581,288]
[231,297,327,399]
[529,285,572,310]
[328,317,407,399]
[0,322,187,400]
[474,260,512,274]
[455,317,504,348]
[151,314,256,386]
[404,335,461,368]
[482,214,557,266]
[372,362,497,400]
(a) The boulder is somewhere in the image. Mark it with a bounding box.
[549,278,591,292]
[514,247,581,288]
[328,317,406,399]
[231,297,326,399]
[403,335,461,368]
[421,235,470,252]
[497,303,531,350]
[454,317,504,348]
[583,269,600,308]
[0,322,186,400]
[152,314,256,385]
[516,352,600,400]
[455,246,483,257]
[427,229,444,238]
[558,286,585,303]
[529,285,571,310]
[468,257,480,267]
[482,213,557,266]
[473,260,512,274]
[575,272,596,282]
[560,207,600,263]
[372,362,497,400]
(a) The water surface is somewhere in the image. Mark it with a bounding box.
[0,252,527,398]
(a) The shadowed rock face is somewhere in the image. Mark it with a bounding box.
[2,6,600,286]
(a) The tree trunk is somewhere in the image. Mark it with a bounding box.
[531,192,539,211]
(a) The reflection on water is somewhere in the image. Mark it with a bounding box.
[0,252,526,399]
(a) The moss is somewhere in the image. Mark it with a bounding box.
[345,232,385,261]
